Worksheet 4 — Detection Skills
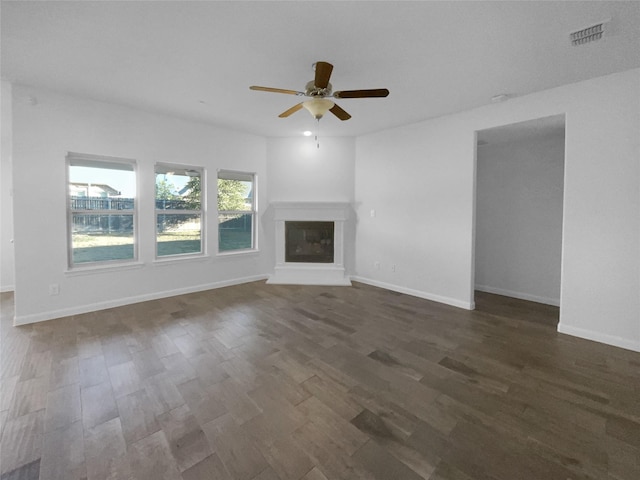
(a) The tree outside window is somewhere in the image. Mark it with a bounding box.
[218,171,256,252]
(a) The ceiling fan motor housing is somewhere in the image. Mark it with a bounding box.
[305,80,332,97]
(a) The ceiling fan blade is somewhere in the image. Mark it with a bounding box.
[333,88,389,99]
[329,104,351,121]
[250,86,303,96]
[278,103,304,118]
[314,61,333,89]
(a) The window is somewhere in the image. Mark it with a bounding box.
[67,153,137,267]
[155,164,203,257]
[217,170,256,252]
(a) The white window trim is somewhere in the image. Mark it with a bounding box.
[66,152,138,269]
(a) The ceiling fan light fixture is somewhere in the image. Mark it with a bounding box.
[302,98,335,119]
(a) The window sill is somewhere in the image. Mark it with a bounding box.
[216,249,260,258]
[65,261,145,276]
[153,254,210,266]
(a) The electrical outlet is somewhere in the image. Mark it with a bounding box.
[49,284,59,296]
[374,261,380,270]
[370,209,376,218]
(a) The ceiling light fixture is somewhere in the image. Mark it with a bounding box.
[301,98,335,150]
[302,98,335,119]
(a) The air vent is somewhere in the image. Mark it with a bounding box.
[570,20,608,46]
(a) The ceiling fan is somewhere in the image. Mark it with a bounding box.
[250,61,389,121]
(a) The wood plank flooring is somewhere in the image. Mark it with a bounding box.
[1,282,638,480]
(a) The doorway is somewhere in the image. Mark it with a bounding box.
[473,115,566,319]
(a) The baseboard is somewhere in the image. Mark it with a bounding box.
[1,284,15,293]
[350,276,474,310]
[267,265,351,286]
[474,284,560,307]
[13,274,269,326]
[557,323,640,353]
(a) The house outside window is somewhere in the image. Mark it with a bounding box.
[217,170,256,252]
[67,153,137,267]
[155,164,203,257]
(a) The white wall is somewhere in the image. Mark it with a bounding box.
[354,68,640,352]
[11,85,270,324]
[1,81,15,292]
[354,115,477,309]
[475,132,565,306]
[266,136,356,273]
[267,136,355,203]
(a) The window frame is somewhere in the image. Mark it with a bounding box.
[154,163,205,259]
[217,169,257,254]
[66,152,138,269]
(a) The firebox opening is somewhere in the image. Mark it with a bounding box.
[285,221,334,263]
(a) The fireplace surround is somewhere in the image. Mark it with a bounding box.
[267,202,351,285]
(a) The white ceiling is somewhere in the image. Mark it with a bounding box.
[2,1,639,138]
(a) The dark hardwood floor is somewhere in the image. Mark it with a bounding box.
[1,282,638,480]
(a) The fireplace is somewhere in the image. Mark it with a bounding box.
[285,221,334,263]
[267,202,351,286]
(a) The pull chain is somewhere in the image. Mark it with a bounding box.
[315,118,320,149]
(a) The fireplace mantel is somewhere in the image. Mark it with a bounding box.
[267,202,352,286]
